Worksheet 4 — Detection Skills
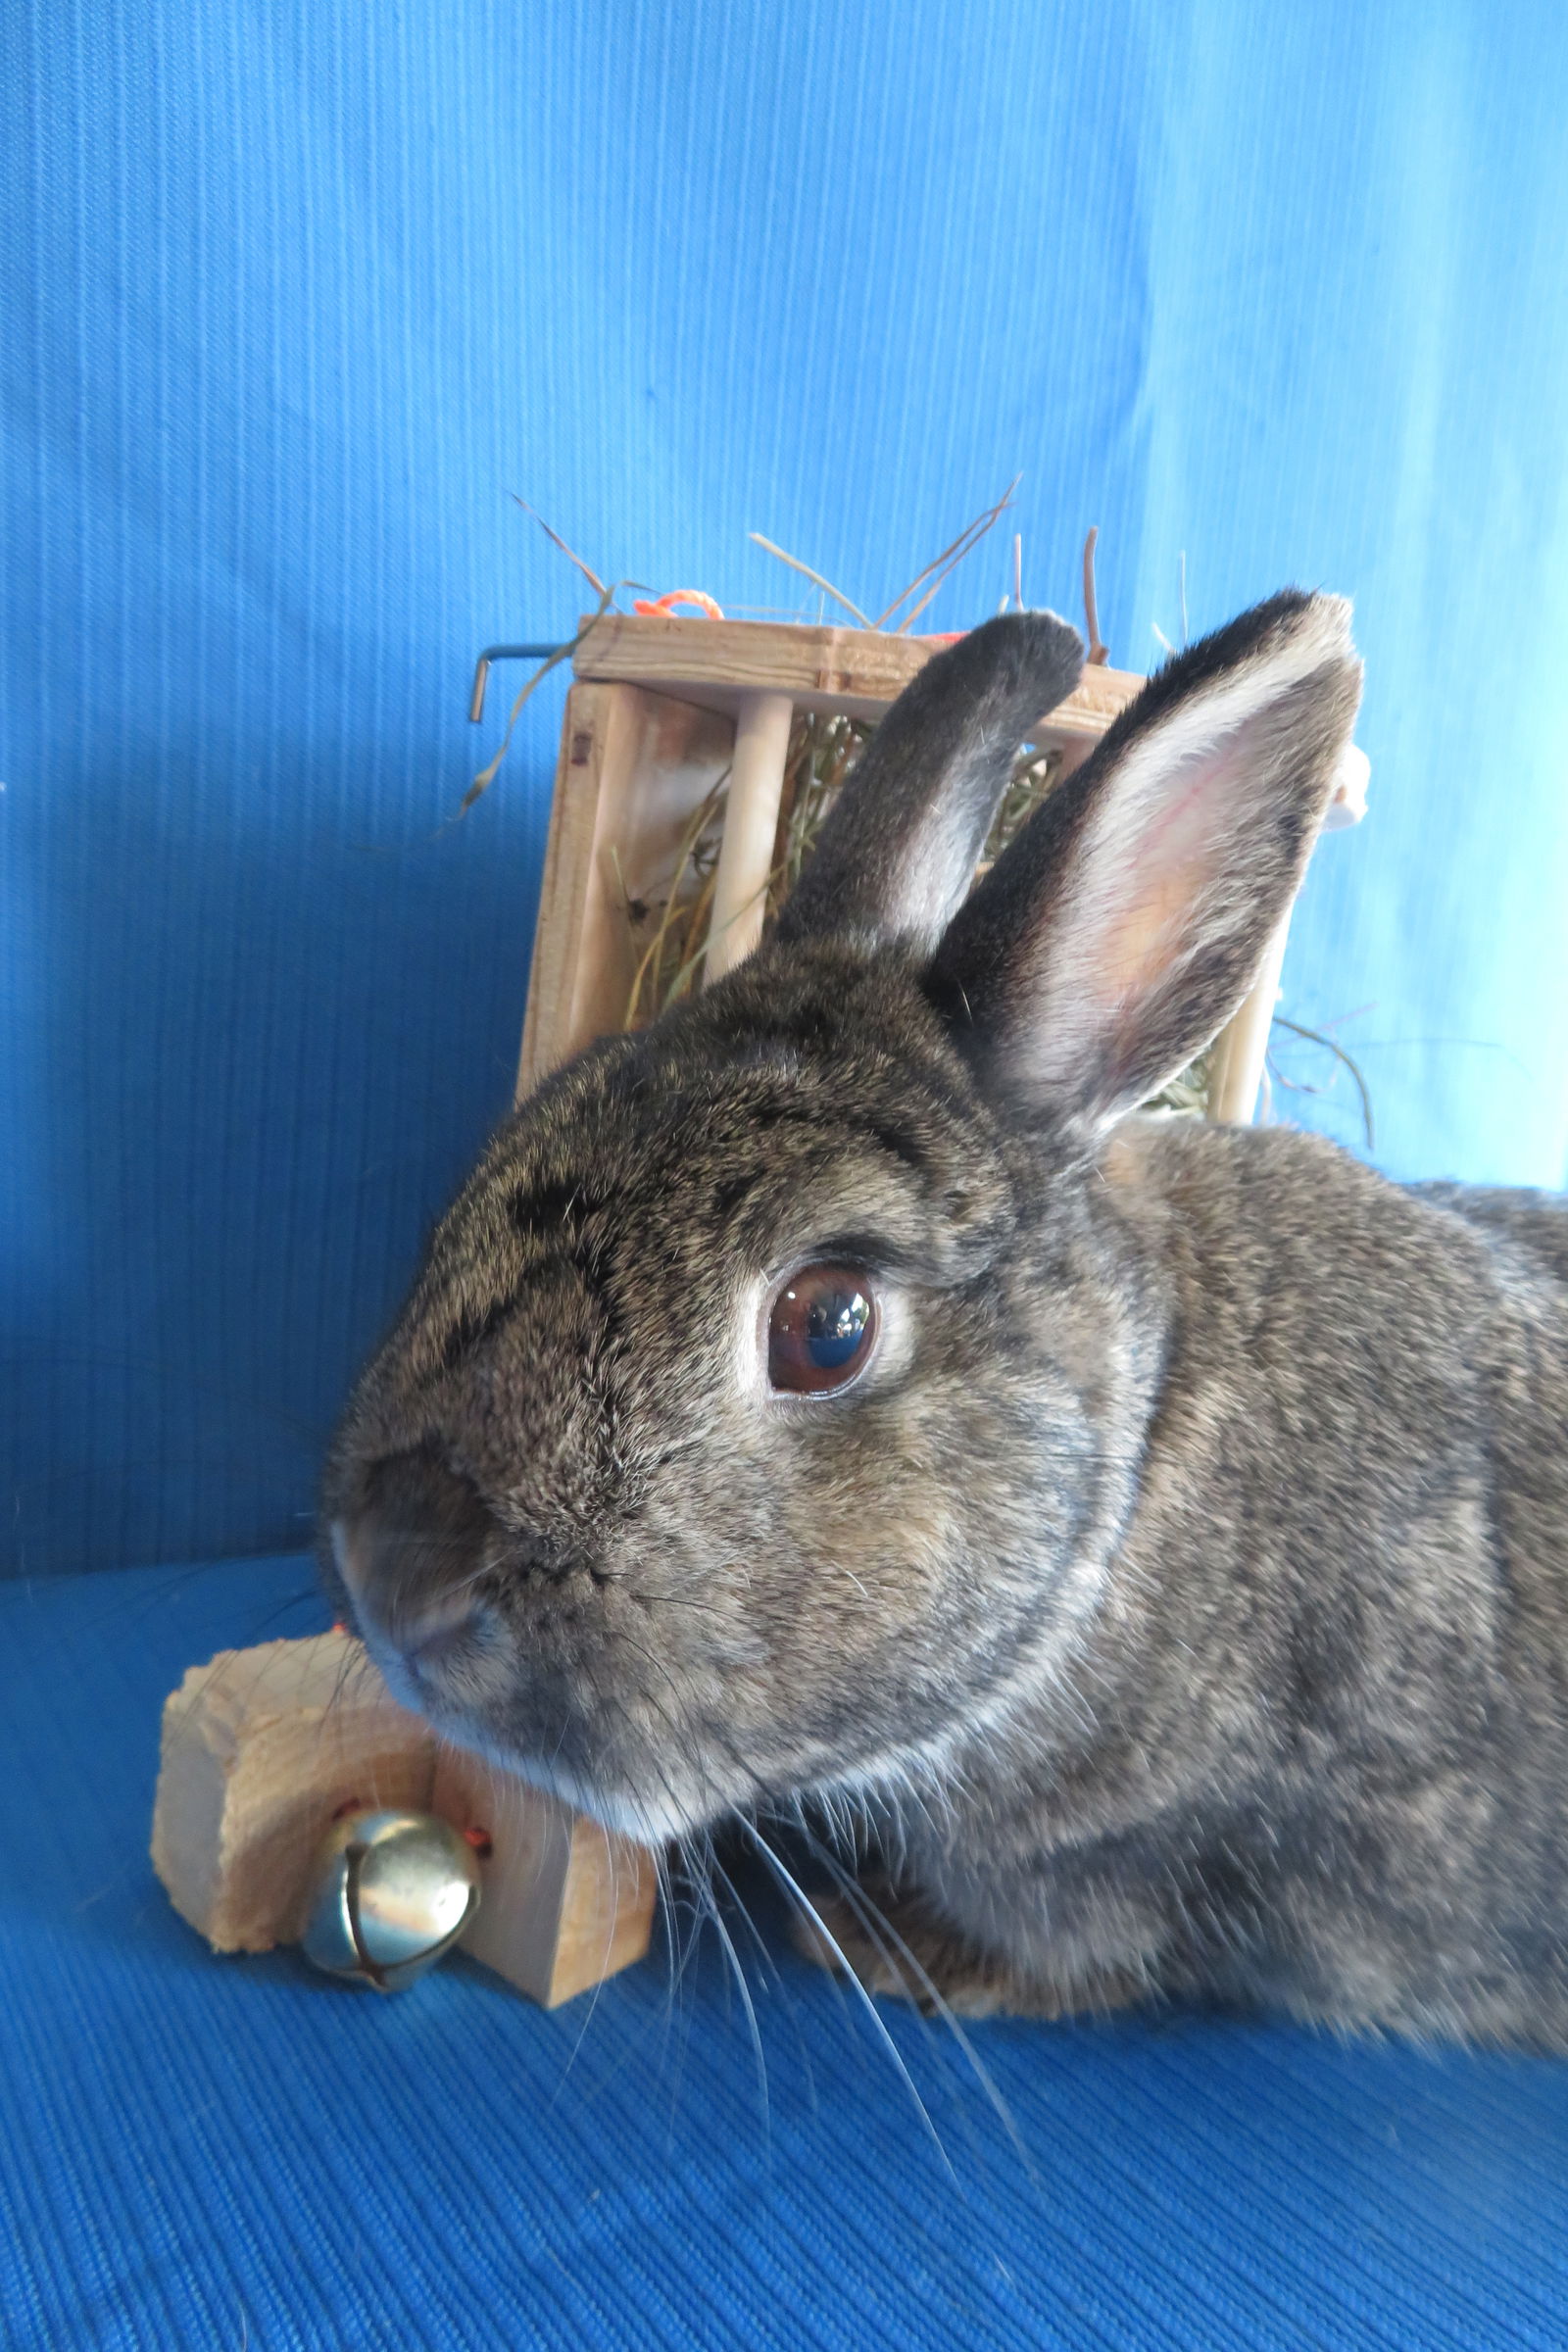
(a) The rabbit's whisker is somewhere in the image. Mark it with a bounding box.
[784,1816,1041,2191]
[734,1816,960,2187]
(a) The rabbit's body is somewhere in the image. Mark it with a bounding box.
[865,1113,1568,2043]
[325,591,1568,2047]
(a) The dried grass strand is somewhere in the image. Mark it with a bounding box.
[747,535,871,628]
[872,480,1019,632]
[514,499,608,597]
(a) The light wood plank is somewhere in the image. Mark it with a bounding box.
[515,681,620,1101]
[573,612,1143,737]
[516,682,735,1097]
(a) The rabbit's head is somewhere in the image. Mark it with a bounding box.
[322,593,1361,1840]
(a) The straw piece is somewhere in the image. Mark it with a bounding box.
[747,535,871,627]
[514,500,608,597]
[874,481,1020,633]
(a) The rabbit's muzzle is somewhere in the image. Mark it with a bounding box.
[331,1444,582,1690]
[329,1443,731,1839]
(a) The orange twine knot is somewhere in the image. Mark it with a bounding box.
[632,589,725,619]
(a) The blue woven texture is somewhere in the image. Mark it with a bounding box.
[5,1554,1568,2351]
[5,0,1568,1576]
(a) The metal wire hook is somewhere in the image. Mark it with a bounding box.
[468,644,565,724]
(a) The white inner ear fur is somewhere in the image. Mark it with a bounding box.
[890,724,1012,948]
[1018,596,1354,1110]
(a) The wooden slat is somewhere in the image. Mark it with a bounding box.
[515,681,735,1098]
[1206,908,1296,1126]
[516,680,618,1101]
[573,612,1143,737]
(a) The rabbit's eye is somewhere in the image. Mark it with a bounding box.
[767,1264,879,1396]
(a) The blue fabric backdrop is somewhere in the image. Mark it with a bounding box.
[5,0,1568,1576]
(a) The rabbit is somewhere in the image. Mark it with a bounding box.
[322,589,1568,2048]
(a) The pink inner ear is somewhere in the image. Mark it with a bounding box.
[969,595,1359,1121]
[1083,734,1251,1027]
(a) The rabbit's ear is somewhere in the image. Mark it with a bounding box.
[926,591,1362,1131]
[774,612,1086,954]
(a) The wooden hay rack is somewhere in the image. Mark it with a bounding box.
[511,612,1333,1122]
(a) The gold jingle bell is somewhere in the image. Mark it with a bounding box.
[301,1808,481,1992]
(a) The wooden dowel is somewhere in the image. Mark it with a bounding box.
[705,690,795,980]
[1206,906,1294,1126]
[1204,745,1370,1127]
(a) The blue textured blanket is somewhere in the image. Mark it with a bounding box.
[6,1556,1568,2349]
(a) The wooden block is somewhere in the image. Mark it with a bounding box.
[151,1632,661,2004]
[151,1631,437,1952]
[431,1750,659,2009]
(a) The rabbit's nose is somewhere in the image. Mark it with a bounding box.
[331,1445,497,1670]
